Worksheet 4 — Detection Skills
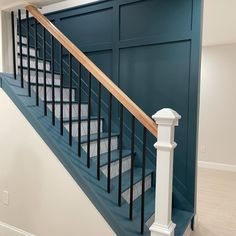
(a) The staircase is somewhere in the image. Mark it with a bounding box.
[0,6,194,236]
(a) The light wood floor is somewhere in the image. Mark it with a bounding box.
[191,168,236,236]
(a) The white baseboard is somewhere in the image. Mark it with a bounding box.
[0,221,36,236]
[198,161,236,172]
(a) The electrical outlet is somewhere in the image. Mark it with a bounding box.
[2,191,9,206]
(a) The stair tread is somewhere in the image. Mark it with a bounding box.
[99,149,132,167]
[17,42,38,49]
[63,116,103,123]
[172,209,193,236]
[30,82,76,90]
[21,68,60,77]
[47,100,88,104]
[80,132,119,144]
[113,167,153,192]
[19,66,61,75]
[18,53,50,63]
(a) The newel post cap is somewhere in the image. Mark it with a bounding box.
[152,108,181,126]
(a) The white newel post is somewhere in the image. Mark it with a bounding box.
[150,108,181,236]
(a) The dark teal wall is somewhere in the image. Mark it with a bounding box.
[30,0,203,213]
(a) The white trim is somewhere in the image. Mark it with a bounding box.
[40,0,99,14]
[198,161,236,172]
[0,221,36,236]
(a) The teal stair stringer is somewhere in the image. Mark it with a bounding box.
[0,73,194,236]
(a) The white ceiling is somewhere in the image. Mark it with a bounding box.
[39,0,98,14]
[203,0,236,46]
[0,0,98,11]
[0,0,65,10]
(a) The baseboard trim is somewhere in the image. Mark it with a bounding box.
[0,221,36,236]
[198,161,236,172]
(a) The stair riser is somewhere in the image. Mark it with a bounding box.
[100,155,131,179]
[81,136,118,158]
[17,45,37,57]
[18,57,50,71]
[17,36,27,44]
[47,103,88,119]
[31,86,76,102]
[122,174,152,204]
[64,120,103,137]
[22,69,61,86]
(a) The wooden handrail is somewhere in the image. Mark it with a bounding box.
[26,5,157,137]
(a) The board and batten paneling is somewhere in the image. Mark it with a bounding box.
[41,0,202,214]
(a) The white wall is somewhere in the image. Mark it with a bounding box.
[0,10,14,73]
[0,11,3,72]
[203,0,236,46]
[0,89,115,236]
[198,44,236,170]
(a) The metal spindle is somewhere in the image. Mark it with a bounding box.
[26,10,31,96]
[118,104,123,206]
[11,12,16,80]
[18,10,23,87]
[107,93,112,193]
[129,115,135,220]
[141,127,147,234]
[34,18,39,106]
[69,53,72,145]
[77,62,82,156]
[87,73,92,168]
[60,44,63,135]
[51,36,55,125]
[43,27,47,115]
[97,82,101,180]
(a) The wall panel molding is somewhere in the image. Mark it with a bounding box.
[28,0,202,214]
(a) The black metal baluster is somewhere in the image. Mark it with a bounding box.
[97,82,101,180]
[78,62,82,156]
[34,18,39,106]
[87,73,92,168]
[118,104,123,206]
[141,127,147,234]
[129,115,135,220]
[43,27,47,115]
[51,36,55,125]
[69,53,72,145]
[18,10,23,88]
[107,93,112,193]
[11,12,16,80]
[26,10,31,96]
[60,44,63,135]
